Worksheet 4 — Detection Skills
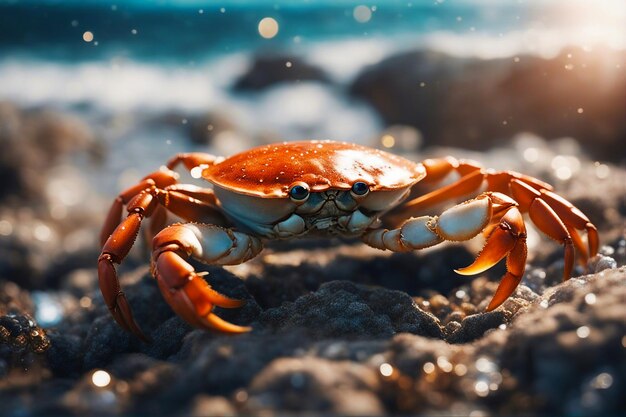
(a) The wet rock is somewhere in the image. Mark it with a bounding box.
[258,280,442,339]
[0,281,51,388]
[45,332,83,377]
[498,267,626,414]
[351,48,626,162]
[191,395,237,417]
[0,102,99,206]
[245,357,385,415]
[446,310,507,344]
[1,104,624,416]
[233,55,330,91]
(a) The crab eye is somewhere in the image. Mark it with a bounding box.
[289,183,310,202]
[351,181,369,197]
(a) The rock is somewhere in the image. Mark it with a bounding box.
[498,267,626,414]
[0,102,99,206]
[0,281,51,383]
[258,280,442,339]
[1,102,624,415]
[233,55,330,91]
[245,357,385,415]
[152,111,239,145]
[350,47,626,162]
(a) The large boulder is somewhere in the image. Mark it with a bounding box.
[350,47,626,162]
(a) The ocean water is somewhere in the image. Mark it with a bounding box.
[2,0,624,109]
[1,0,624,192]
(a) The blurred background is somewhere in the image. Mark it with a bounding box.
[1,0,624,278]
[0,0,625,415]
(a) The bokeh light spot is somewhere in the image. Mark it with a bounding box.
[381,134,395,148]
[353,5,372,23]
[379,363,393,377]
[92,370,111,387]
[258,17,279,39]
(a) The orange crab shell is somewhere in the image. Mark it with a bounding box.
[202,140,426,198]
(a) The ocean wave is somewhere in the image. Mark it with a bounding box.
[1,20,623,113]
[0,55,250,113]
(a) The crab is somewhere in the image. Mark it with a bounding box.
[98,140,598,341]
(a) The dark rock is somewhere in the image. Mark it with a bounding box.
[446,310,507,344]
[245,357,384,415]
[45,332,83,377]
[257,280,442,339]
[1,102,624,416]
[351,48,626,162]
[0,102,98,206]
[233,55,330,91]
[499,267,626,414]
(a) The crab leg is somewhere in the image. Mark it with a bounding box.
[100,169,179,246]
[365,192,528,310]
[386,158,484,222]
[151,224,263,333]
[98,180,230,341]
[166,152,220,171]
[98,190,159,342]
[386,160,597,265]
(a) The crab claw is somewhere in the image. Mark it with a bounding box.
[455,207,528,311]
[455,223,517,276]
[154,251,251,334]
[486,239,527,311]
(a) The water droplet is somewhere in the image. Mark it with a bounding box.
[474,380,489,397]
[594,163,610,179]
[353,5,372,23]
[437,356,453,372]
[190,167,203,179]
[258,17,279,39]
[590,372,613,389]
[555,166,572,180]
[475,357,497,373]
[523,147,539,162]
[584,293,596,305]
[381,134,395,148]
[79,297,92,308]
[0,219,13,236]
[423,362,435,374]
[454,364,467,376]
[92,370,111,388]
[379,363,393,377]
[576,325,590,338]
